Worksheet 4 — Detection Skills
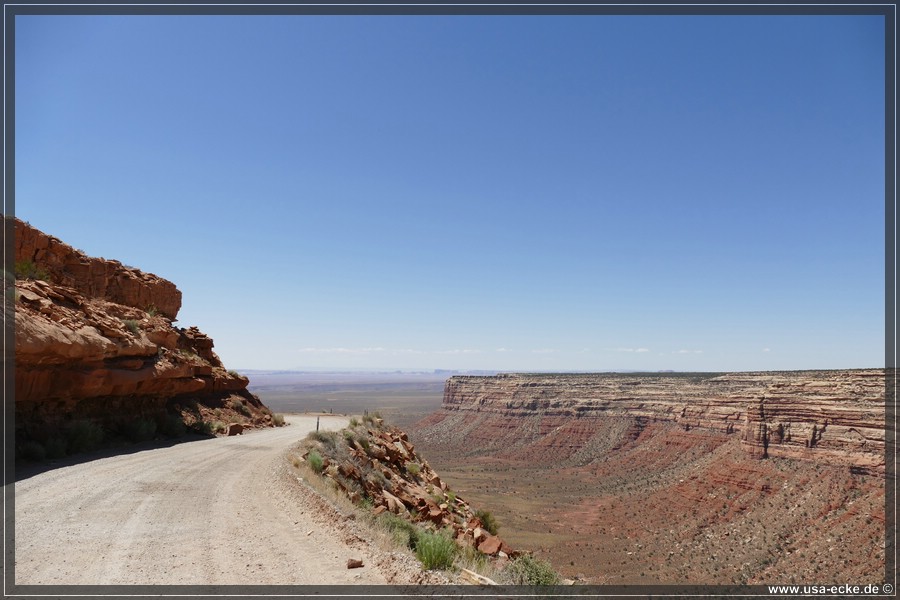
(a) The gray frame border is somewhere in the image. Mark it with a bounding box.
[2,1,896,598]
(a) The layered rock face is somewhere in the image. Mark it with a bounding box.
[12,218,274,439]
[437,370,885,475]
[15,220,181,319]
[414,371,886,584]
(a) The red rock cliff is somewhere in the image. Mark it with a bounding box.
[12,218,275,438]
[435,370,885,475]
[15,220,182,319]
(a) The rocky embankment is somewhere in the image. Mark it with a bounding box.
[430,370,885,475]
[13,218,276,447]
[299,417,517,561]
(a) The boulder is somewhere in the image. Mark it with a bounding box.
[225,423,243,436]
[478,534,503,555]
[382,490,407,514]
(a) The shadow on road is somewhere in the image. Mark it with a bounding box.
[14,432,217,482]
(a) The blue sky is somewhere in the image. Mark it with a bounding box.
[15,14,886,372]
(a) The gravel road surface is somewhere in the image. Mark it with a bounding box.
[15,415,393,585]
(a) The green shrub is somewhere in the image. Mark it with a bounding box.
[378,513,420,550]
[15,260,50,281]
[146,304,158,317]
[349,417,360,427]
[122,319,140,335]
[195,420,223,435]
[307,449,324,473]
[475,509,499,535]
[415,529,458,570]
[227,369,240,378]
[309,430,339,450]
[459,543,489,568]
[226,397,251,416]
[65,420,105,454]
[407,462,421,476]
[20,440,46,461]
[503,555,561,585]
[273,413,285,427]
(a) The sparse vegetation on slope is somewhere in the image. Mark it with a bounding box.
[414,529,458,570]
[122,319,141,335]
[292,416,564,584]
[501,554,561,585]
[14,259,51,282]
[475,509,499,536]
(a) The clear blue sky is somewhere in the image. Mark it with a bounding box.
[15,14,886,372]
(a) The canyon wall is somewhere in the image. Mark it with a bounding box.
[434,370,885,475]
[412,371,886,584]
[12,218,275,440]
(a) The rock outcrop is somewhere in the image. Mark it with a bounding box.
[432,370,885,475]
[12,218,276,446]
[15,220,181,319]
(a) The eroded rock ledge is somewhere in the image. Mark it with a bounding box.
[438,370,885,475]
[12,218,274,442]
[15,219,181,319]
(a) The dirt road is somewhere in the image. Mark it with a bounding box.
[15,415,392,585]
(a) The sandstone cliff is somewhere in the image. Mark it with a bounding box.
[12,218,277,449]
[432,370,885,475]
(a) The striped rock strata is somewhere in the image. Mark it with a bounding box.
[438,371,885,475]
